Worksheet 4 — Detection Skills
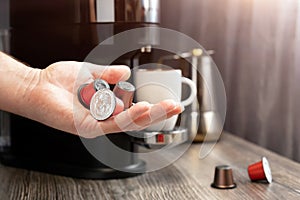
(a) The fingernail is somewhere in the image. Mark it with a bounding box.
[164,99,178,107]
[179,103,185,112]
[166,100,184,112]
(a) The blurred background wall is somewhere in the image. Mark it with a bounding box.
[0,0,10,52]
[161,0,300,162]
[0,0,9,29]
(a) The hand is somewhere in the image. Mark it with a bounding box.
[27,61,182,138]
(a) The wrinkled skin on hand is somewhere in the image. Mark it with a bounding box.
[27,61,182,138]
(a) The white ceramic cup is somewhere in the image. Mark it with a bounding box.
[134,69,197,131]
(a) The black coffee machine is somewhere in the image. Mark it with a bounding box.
[0,0,178,179]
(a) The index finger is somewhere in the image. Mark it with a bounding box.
[87,64,131,84]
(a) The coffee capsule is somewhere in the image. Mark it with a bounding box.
[90,89,116,120]
[113,81,135,109]
[94,79,110,91]
[211,165,237,189]
[248,157,272,183]
[78,79,109,108]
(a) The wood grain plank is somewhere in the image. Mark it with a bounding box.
[0,133,300,200]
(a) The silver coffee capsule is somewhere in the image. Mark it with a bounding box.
[90,89,116,120]
[94,78,110,91]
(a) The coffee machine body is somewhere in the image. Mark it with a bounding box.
[0,0,162,179]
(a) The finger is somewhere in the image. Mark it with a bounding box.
[112,97,124,116]
[94,102,151,135]
[113,101,151,131]
[85,63,131,84]
[147,99,181,123]
[76,101,150,138]
[150,103,182,125]
[76,100,182,138]
[122,100,182,131]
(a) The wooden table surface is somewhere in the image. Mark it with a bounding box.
[1,132,300,200]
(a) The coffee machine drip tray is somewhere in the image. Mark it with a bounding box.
[132,127,188,149]
[0,153,146,180]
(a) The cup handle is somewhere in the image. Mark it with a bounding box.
[181,77,197,107]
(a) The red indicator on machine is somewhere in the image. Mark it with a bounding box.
[157,134,165,143]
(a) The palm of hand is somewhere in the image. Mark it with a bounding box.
[33,61,181,138]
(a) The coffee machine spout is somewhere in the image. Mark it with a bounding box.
[131,127,188,149]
